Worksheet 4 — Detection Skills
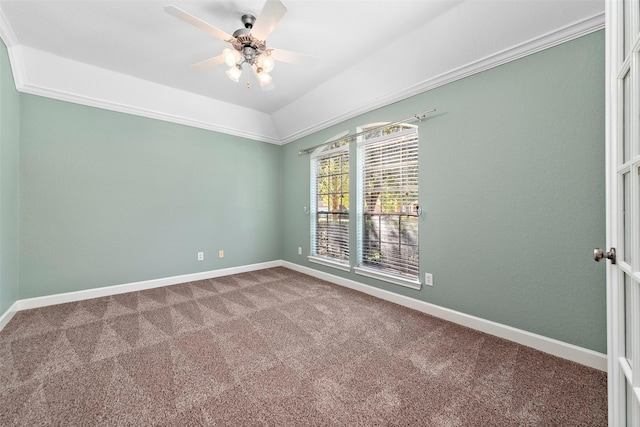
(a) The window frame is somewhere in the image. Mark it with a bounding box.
[308,134,351,271]
[354,124,421,289]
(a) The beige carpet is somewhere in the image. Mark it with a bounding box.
[0,267,606,425]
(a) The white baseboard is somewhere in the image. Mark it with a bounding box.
[0,259,607,372]
[0,301,18,331]
[12,260,281,312]
[281,261,607,372]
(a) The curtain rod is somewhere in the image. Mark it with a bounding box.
[298,108,436,155]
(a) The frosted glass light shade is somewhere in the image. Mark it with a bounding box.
[223,48,241,67]
[226,65,242,82]
[257,54,275,73]
[256,69,272,86]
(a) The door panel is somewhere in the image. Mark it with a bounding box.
[607,0,640,425]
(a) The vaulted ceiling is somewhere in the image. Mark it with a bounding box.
[0,0,604,144]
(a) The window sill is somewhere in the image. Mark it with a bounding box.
[353,267,421,290]
[308,256,351,272]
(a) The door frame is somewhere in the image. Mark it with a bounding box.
[605,1,620,424]
[606,0,640,424]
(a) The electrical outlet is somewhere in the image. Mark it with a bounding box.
[297,247,302,255]
[197,252,204,261]
[218,250,224,259]
[424,273,433,286]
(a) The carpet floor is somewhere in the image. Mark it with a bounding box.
[0,267,606,425]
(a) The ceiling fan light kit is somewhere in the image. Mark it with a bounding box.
[224,14,273,86]
[223,48,242,67]
[165,0,315,90]
[256,67,273,85]
[225,64,243,83]
[257,53,275,73]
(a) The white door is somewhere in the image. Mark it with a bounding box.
[605,0,640,424]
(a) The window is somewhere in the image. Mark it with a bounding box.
[309,135,350,270]
[355,124,420,288]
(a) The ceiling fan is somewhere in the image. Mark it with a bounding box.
[165,0,316,90]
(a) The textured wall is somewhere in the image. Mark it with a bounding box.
[282,31,606,352]
[19,95,282,299]
[4,30,606,354]
[0,39,20,314]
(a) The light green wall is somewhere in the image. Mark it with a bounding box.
[2,30,606,353]
[282,30,606,353]
[0,39,20,314]
[19,95,282,299]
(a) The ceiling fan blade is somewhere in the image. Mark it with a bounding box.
[190,55,225,70]
[269,48,320,66]
[251,65,275,91]
[251,0,288,41]
[164,5,232,41]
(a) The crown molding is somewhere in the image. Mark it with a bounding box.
[276,12,605,145]
[0,6,17,47]
[13,46,282,144]
[0,9,603,146]
[0,5,284,145]
[0,6,25,91]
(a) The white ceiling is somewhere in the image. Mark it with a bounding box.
[0,0,605,144]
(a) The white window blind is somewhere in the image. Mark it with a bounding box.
[310,141,350,268]
[356,126,419,285]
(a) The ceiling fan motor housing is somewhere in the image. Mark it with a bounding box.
[241,14,255,29]
[231,17,267,65]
